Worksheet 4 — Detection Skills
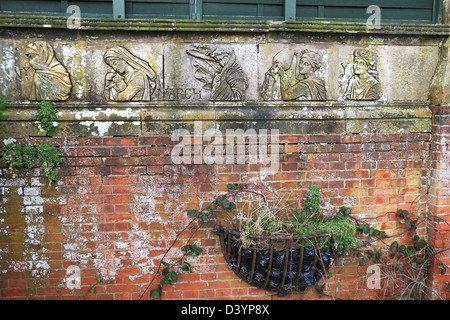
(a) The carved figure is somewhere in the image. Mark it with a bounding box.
[104,46,157,101]
[24,41,72,101]
[186,45,247,101]
[262,48,327,101]
[342,49,380,101]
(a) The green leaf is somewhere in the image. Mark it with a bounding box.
[396,209,409,219]
[89,286,95,294]
[167,271,178,282]
[201,212,210,222]
[363,223,370,234]
[405,218,411,230]
[374,250,382,262]
[390,241,399,253]
[160,277,171,285]
[162,266,170,277]
[222,198,231,208]
[150,285,162,299]
[187,209,199,217]
[414,239,427,251]
[437,263,446,275]
[182,262,192,272]
[182,243,203,255]
[96,276,103,283]
[210,210,219,218]
[359,256,368,266]
[0,94,6,111]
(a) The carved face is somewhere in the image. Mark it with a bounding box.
[107,58,128,74]
[214,52,230,68]
[298,57,313,75]
[353,57,369,75]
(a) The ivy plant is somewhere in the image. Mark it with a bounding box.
[357,208,448,299]
[139,183,449,300]
[142,184,241,300]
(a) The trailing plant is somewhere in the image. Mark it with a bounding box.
[1,140,23,179]
[1,141,62,183]
[357,208,449,300]
[141,183,250,300]
[23,145,37,169]
[302,184,321,215]
[139,183,449,300]
[36,100,58,134]
[79,275,112,298]
[36,143,62,182]
[238,184,360,256]
[140,183,362,299]
[0,94,6,111]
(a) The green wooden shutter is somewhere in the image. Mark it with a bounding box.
[296,0,442,24]
[0,0,114,18]
[125,0,192,19]
[0,0,443,24]
[201,0,284,21]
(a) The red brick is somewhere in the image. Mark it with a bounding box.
[104,195,134,203]
[104,137,138,146]
[103,176,138,185]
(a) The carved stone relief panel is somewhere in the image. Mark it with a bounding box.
[103,46,158,101]
[186,45,249,101]
[7,39,425,105]
[261,48,327,101]
[339,49,381,101]
[19,41,72,101]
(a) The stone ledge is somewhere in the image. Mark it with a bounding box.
[0,104,432,137]
[1,15,449,36]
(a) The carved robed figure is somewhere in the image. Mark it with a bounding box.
[187,45,248,101]
[24,41,72,101]
[104,46,157,101]
[342,49,380,101]
[262,48,327,101]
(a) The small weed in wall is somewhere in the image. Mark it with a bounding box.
[0,95,6,111]
[36,100,58,134]
[1,140,62,184]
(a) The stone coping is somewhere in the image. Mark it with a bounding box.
[0,14,449,36]
[0,103,432,137]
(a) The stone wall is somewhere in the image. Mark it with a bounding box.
[0,16,449,300]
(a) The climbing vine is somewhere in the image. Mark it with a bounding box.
[139,183,449,300]
[356,208,448,299]
[141,183,244,300]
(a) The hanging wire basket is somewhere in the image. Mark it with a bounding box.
[213,224,335,297]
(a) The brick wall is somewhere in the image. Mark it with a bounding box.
[0,130,437,300]
[0,18,449,301]
[429,106,450,299]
